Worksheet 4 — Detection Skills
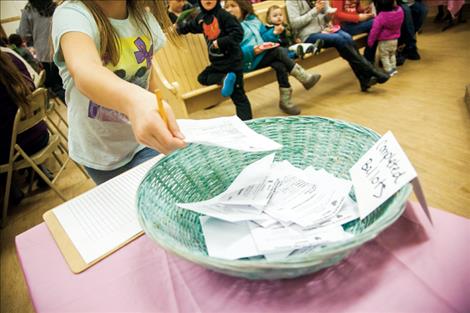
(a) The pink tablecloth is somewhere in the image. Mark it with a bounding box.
[16,202,470,313]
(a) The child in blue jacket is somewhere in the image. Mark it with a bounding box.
[225,0,321,115]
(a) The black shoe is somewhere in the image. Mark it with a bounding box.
[360,76,378,92]
[404,50,421,60]
[396,53,406,66]
[373,70,390,84]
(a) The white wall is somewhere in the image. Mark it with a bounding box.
[1,0,28,35]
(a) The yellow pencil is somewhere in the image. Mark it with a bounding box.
[155,89,168,126]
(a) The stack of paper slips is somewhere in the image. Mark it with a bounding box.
[177,154,359,261]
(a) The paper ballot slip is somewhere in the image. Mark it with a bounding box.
[177,154,276,222]
[177,116,282,152]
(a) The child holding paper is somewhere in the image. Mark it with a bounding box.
[52,0,186,184]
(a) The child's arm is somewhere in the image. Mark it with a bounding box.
[60,32,185,154]
[367,16,382,47]
[259,23,280,43]
[285,1,322,30]
[215,12,244,51]
[176,13,203,35]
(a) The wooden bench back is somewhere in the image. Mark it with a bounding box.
[154,33,209,94]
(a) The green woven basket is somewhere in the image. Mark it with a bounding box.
[137,116,412,280]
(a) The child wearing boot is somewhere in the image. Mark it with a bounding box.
[225,0,321,115]
[265,4,324,59]
[176,0,253,120]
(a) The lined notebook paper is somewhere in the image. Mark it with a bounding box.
[52,156,161,264]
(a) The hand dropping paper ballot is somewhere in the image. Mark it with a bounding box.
[177,116,282,152]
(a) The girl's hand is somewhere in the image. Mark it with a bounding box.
[127,92,186,155]
[253,45,263,55]
[273,24,284,35]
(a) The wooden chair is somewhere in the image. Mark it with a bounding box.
[152,0,367,118]
[0,88,79,227]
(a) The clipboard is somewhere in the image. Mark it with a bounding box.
[43,210,144,273]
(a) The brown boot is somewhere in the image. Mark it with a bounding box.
[290,64,321,90]
[279,87,301,115]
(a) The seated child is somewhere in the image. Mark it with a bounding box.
[177,0,253,120]
[225,0,322,115]
[265,4,324,59]
[168,0,193,24]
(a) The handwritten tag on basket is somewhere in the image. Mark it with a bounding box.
[350,131,431,224]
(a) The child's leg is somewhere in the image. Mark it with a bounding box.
[197,65,225,86]
[390,40,398,70]
[378,41,393,73]
[256,47,294,88]
[230,71,253,121]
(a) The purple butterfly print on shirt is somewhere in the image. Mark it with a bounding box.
[134,37,153,68]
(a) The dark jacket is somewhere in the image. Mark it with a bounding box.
[176,0,244,72]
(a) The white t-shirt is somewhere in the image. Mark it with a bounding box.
[52,1,165,170]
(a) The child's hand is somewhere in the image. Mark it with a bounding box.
[213,40,219,49]
[273,24,284,35]
[253,45,263,55]
[128,93,186,155]
[315,1,325,12]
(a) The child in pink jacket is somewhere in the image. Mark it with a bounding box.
[368,0,404,76]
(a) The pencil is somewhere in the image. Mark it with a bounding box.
[155,89,168,126]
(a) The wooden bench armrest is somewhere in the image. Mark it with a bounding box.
[152,60,190,118]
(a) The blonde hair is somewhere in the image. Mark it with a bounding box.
[266,5,283,25]
[58,0,175,66]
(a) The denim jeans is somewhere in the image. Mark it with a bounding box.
[398,4,417,52]
[305,30,354,48]
[340,19,377,62]
[409,1,428,32]
[84,147,160,185]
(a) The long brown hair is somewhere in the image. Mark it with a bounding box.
[227,0,255,20]
[58,0,174,66]
[0,51,33,115]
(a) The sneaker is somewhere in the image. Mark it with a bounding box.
[296,45,305,60]
[387,69,398,76]
[221,72,236,97]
